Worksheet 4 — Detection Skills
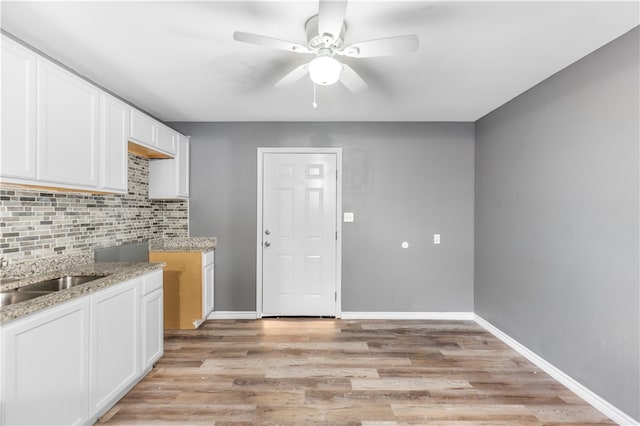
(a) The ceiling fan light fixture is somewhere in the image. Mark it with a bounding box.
[308,56,342,86]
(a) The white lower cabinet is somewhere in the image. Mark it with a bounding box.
[1,297,90,426]
[90,277,140,417]
[141,270,163,370]
[0,270,163,426]
[203,252,215,320]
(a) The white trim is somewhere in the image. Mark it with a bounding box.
[474,315,639,426]
[256,149,263,318]
[207,311,258,320]
[341,312,475,320]
[256,147,343,319]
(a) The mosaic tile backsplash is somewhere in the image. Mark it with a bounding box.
[0,153,188,264]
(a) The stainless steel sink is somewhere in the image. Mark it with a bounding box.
[0,290,51,307]
[17,275,106,292]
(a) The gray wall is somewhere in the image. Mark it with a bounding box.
[475,27,639,421]
[168,122,475,313]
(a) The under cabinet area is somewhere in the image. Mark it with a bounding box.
[149,250,214,330]
[0,269,163,426]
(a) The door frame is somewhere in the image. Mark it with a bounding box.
[256,147,343,318]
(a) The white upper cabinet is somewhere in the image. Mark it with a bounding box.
[0,34,187,194]
[129,108,156,148]
[149,134,190,200]
[156,124,177,156]
[129,109,176,158]
[177,134,190,198]
[100,93,129,193]
[37,57,100,188]
[0,35,37,180]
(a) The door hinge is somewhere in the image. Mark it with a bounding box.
[335,231,338,240]
[335,292,337,301]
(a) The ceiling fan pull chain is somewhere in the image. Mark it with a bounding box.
[312,83,318,108]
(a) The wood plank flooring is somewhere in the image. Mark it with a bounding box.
[98,319,614,425]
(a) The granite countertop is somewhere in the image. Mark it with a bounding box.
[0,261,165,323]
[148,237,216,253]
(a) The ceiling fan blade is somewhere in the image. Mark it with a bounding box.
[339,64,367,93]
[339,35,419,58]
[274,63,309,88]
[318,0,348,39]
[233,31,311,53]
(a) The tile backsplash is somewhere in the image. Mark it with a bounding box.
[0,153,188,264]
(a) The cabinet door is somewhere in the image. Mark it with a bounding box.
[1,35,37,180]
[141,289,164,370]
[177,135,190,197]
[100,93,129,193]
[37,58,100,187]
[203,261,214,319]
[1,298,90,425]
[156,124,176,156]
[129,108,156,147]
[148,135,189,200]
[89,278,140,415]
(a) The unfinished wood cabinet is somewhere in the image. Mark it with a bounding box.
[149,251,214,330]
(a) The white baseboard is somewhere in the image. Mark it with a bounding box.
[207,311,257,320]
[474,315,638,426]
[341,311,474,320]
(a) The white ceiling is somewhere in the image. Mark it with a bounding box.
[1,1,638,122]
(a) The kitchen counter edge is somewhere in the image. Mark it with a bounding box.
[0,262,165,323]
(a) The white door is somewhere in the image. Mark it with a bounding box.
[261,152,338,316]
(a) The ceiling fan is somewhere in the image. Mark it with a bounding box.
[233,0,419,93]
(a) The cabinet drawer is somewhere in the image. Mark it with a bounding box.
[141,270,163,296]
[203,251,214,266]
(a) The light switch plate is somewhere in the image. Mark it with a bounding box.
[434,234,441,244]
[343,212,354,222]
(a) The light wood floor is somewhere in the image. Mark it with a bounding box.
[98,319,614,425]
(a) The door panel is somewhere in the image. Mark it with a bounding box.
[262,153,337,316]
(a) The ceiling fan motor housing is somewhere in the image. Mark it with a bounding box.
[305,15,346,52]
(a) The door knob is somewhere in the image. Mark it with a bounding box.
[264,229,271,235]
[264,241,271,247]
